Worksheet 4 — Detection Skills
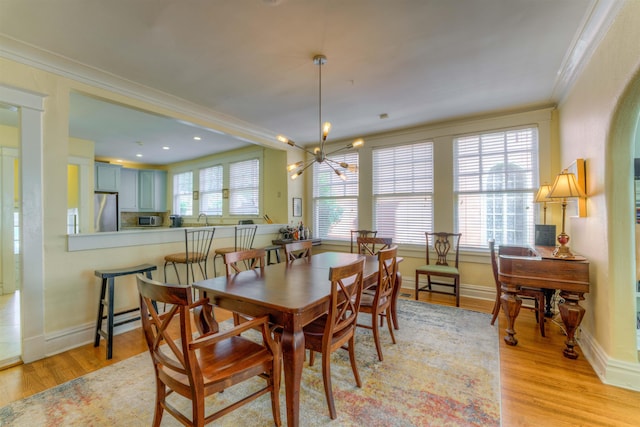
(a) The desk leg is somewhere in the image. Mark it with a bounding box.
[558,291,586,359]
[500,283,522,346]
[280,325,305,427]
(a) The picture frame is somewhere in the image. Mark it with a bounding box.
[567,158,587,217]
[292,197,302,217]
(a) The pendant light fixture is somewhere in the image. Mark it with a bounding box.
[277,54,364,180]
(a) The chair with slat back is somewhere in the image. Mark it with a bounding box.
[303,258,365,420]
[163,227,215,285]
[490,239,546,336]
[350,229,377,253]
[415,232,462,306]
[356,245,398,361]
[223,248,266,325]
[213,225,258,276]
[283,240,312,263]
[356,236,393,255]
[223,248,266,276]
[136,274,281,427]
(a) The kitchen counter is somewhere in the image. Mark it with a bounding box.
[67,223,284,252]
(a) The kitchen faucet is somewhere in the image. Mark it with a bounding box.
[198,213,209,226]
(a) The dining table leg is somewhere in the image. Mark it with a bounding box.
[279,324,305,427]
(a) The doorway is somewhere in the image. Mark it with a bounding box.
[0,105,21,368]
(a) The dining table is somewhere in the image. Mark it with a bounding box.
[192,251,381,427]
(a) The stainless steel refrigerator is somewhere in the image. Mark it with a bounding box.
[94,192,118,232]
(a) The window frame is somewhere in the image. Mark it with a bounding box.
[453,126,539,249]
[312,152,359,241]
[372,141,434,245]
[199,164,223,216]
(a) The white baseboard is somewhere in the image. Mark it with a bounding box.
[579,327,640,392]
[400,281,496,303]
[44,312,141,358]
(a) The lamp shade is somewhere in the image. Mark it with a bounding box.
[547,169,586,199]
[534,183,553,203]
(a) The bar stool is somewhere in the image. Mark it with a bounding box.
[264,244,282,265]
[94,263,157,359]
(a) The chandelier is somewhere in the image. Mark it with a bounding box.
[277,54,364,180]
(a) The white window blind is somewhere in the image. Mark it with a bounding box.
[313,152,359,240]
[173,171,193,216]
[373,142,434,244]
[199,165,223,216]
[454,127,538,248]
[229,158,259,216]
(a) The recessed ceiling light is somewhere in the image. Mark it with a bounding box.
[136,154,143,157]
[193,136,201,141]
[162,146,170,150]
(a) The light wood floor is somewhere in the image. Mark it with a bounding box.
[0,293,638,426]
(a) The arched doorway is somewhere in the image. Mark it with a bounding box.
[607,71,640,363]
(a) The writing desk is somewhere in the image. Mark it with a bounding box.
[498,245,590,359]
[193,252,379,427]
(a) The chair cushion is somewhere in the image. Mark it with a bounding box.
[164,252,205,263]
[358,292,388,308]
[215,247,235,255]
[416,264,459,275]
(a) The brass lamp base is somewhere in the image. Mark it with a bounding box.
[553,232,575,259]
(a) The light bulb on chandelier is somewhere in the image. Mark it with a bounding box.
[278,54,364,180]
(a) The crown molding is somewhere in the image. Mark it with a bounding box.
[0,34,282,151]
[552,0,625,104]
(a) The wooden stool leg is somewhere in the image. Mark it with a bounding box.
[106,277,115,359]
[94,278,107,347]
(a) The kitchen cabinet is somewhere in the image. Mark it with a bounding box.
[95,162,121,192]
[119,168,139,211]
[138,169,167,212]
[119,168,167,212]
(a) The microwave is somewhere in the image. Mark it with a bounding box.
[138,215,162,227]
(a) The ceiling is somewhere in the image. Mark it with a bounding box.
[0,0,618,165]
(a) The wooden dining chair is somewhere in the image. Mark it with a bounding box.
[223,248,266,276]
[304,258,365,420]
[283,240,312,263]
[163,227,215,285]
[356,236,393,255]
[489,239,546,336]
[136,274,281,427]
[350,229,377,253]
[356,245,398,361]
[415,232,462,306]
[223,248,266,325]
[212,225,258,276]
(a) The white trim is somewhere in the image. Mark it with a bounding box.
[553,0,625,103]
[44,316,141,358]
[579,327,640,391]
[67,223,284,251]
[0,86,47,363]
[0,36,281,151]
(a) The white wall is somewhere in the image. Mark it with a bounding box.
[557,0,640,390]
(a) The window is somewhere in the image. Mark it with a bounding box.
[313,152,359,240]
[454,127,538,248]
[199,165,223,216]
[173,171,193,216]
[229,159,259,215]
[373,142,434,244]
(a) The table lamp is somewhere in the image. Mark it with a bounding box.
[534,183,554,224]
[546,169,586,258]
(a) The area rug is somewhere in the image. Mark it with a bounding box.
[0,300,501,426]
